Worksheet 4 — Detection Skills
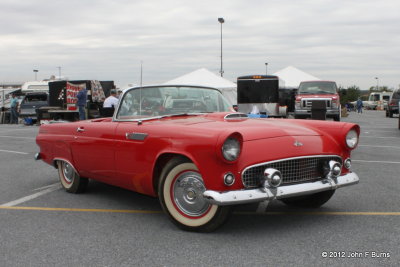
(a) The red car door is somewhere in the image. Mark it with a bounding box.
[70,121,117,184]
[114,122,162,195]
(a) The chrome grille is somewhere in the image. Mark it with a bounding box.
[302,99,331,108]
[242,156,342,188]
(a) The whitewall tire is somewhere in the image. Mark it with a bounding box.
[158,157,231,232]
[57,161,88,193]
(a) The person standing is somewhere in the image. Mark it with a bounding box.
[103,89,119,108]
[117,89,123,99]
[76,87,88,120]
[10,93,19,124]
[356,98,363,114]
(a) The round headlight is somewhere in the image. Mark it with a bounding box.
[346,129,359,149]
[222,137,241,161]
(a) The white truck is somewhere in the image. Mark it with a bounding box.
[363,92,391,110]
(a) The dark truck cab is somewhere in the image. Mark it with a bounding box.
[19,92,49,122]
[387,88,400,118]
[294,81,341,121]
[237,75,287,117]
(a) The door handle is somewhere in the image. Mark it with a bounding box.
[77,127,85,132]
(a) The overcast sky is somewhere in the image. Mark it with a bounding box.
[1,0,399,90]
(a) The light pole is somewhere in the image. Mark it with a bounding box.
[218,17,224,77]
[33,69,38,81]
[375,77,379,91]
[57,66,62,80]
[265,63,268,75]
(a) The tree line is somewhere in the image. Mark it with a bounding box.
[339,85,394,105]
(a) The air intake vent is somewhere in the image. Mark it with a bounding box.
[224,113,248,120]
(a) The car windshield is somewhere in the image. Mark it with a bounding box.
[369,94,380,101]
[116,86,232,120]
[298,82,337,94]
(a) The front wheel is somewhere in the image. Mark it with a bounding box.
[57,161,88,193]
[281,190,335,208]
[158,157,231,232]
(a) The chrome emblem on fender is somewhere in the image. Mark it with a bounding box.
[294,140,303,147]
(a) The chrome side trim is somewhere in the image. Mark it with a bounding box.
[126,132,148,141]
[203,172,359,206]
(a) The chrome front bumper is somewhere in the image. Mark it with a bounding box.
[294,109,340,116]
[203,172,359,206]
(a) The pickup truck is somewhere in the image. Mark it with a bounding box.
[19,92,49,122]
[294,81,341,121]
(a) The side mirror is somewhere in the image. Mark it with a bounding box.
[232,105,238,111]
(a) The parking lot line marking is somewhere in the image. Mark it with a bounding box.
[352,160,400,164]
[0,184,61,207]
[0,135,35,140]
[360,136,399,139]
[0,128,37,132]
[0,206,400,216]
[235,211,400,216]
[363,129,399,132]
[0,149,29,155]
[358,145,400,149]
[33,182,60,191]
[0,206,162,213]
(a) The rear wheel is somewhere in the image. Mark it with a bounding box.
[281,190,335,208]
[158,157,231,232]
[57,161,88,193]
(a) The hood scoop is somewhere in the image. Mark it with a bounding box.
[203,112,248,122]
[224,113,248,120]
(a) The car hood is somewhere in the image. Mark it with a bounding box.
[296,94,338,100]
[156,113,322,141]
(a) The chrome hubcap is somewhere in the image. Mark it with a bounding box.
[172,171,210,217]
[62,162,74,183]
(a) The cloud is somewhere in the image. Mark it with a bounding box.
[0,0,399,89]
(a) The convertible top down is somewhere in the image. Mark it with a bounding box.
[36,85,360,231]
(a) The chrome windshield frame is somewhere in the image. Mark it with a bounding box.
[112,84,229,122]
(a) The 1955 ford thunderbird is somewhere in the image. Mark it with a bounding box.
[35,85,360,232]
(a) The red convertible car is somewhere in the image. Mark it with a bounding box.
[36,85,360,232]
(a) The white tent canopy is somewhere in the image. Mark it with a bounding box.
[164,68,237,105]
[273,66,320,88]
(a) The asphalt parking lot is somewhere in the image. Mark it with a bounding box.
[1,110,399,266]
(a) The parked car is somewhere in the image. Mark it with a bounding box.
[19,92,49,122]
[386,89,400,118]
[35,85,360,232]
